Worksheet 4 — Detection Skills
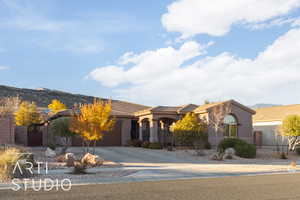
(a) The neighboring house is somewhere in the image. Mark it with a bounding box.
[253,104,300,146]
[0,115,15,145]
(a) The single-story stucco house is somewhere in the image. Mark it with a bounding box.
[1,99,256,147]
[44,99,255,147]
[253,104,300,147]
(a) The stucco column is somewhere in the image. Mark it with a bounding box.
[138,121,143,141]
[150,119,159,143]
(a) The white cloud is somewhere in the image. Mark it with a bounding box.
[248,17,299,30]
[0,66,10,70]
[161,0,300,38]
[89,41,210,87]
[89,28,300,106]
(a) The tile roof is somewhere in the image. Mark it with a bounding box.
[48,100,149,120]
[111,100,150,116]
[194,100,256,114]
[177,104,199,113]
[253,104,300,123]
[193,101,225,113]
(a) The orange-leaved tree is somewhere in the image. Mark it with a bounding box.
[48,99,67,114]
[70,100,115,153]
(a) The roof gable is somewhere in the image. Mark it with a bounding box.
[194,100,256,114]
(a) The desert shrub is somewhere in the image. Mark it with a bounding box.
[48,143,56,150]
[0,148,33,180]
[148,142,163,149]
[20,153,37,167]
[141,141,150,148]
[127,139,143,147]
[218,138,256,158]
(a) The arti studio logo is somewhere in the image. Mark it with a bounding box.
[10,156,72,192]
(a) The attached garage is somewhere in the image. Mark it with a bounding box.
[71,120,122,146]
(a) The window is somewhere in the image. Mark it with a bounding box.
[223,114,238,137]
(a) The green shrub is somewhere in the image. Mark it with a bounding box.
[127,139,143,147]
[148,142,163,149]
[218,138,256,158]
[141,141,150,148]
[48,143,56,150]
[234,143,256,158]
[218,138,247,152]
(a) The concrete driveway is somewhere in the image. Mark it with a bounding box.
[92,147,200,164]
[67,147,298,180]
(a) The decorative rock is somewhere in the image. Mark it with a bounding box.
[81,153,104,167]
[225,148,236,156]
[223,154,233,159]
[66,153,75,167]
[55,154,65,162]
[45,147,56,158]
[65,153,75,160]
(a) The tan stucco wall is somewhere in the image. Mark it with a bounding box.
[231,105,254,144]
[206,103,254,145]
[121,118,132,145]
[0,115,15,144]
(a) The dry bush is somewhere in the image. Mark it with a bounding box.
[0,148,21,181]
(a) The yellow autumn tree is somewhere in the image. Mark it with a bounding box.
[48,99,67,114]
[70,100,115,153]
[15,101,41,126]
[171,112,208,147]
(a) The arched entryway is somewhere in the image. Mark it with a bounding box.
[158,117,176,146]
[139,118,150,142]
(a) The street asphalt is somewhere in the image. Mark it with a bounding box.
[1,173,300,200]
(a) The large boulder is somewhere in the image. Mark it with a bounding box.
[45,148,56,158]
[223,148,236,159]
[81,153,104,167]
[55,153,75,167]
[225,148,236,156]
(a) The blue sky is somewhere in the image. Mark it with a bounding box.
[1,0,300,106]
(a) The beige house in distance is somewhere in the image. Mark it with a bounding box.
[253,104,300,146]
